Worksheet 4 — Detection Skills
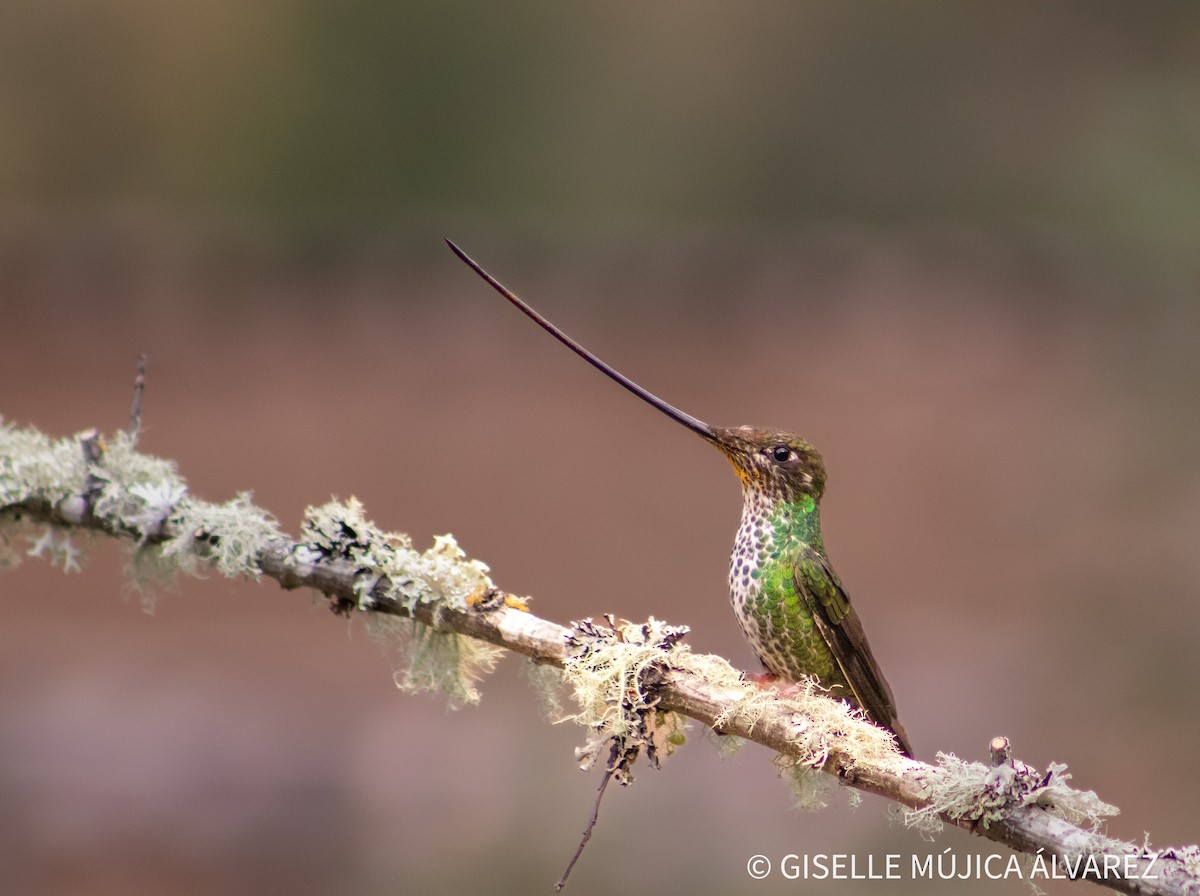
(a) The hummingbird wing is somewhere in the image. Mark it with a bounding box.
[794,547,913,756]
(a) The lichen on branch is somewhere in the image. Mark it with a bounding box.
[559,615,691,783]
[0,421,499,706]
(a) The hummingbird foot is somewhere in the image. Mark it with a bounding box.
[743,671,781,688]
[774,681,815,700]
[743,673,820,703]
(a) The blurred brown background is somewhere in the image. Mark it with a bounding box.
[3,2,1199,894]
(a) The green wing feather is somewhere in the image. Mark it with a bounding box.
[794,546,913,756]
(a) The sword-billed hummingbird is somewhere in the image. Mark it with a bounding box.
[447,240,912,757]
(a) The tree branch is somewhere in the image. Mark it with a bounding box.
[2,421,1197,895]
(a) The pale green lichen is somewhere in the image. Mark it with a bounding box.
[707,729,748,760]
[367,614,504,708]
[401,532,493,611]
[1165,845,1200,878]
[711,669,900,771]
[524,658,567,721]
[103,433,282,599]
[25,525,87,573]
[561,616,691,783]
[91,431,187,533]
[298,498,492,613]
[150,492,281,580]
[775,754,834,810]
[904,752,1119,834]
[706,666,896,811]
[0,527,20,569]
[299,497,413,608]
[3,424,501,708]
[0,423,280,593]
[0,422,86,506]
[299,498,500,706]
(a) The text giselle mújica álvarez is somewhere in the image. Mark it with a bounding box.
[754,849,1160,882]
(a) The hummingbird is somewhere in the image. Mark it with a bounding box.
[447,240,912,757]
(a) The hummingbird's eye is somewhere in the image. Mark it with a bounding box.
[771,445,792,463]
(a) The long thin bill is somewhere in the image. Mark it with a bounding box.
[447,239,715,440]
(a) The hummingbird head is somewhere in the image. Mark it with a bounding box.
[707,426,827,503]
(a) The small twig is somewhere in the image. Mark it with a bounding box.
[79,429,104,466]
[989,735,1011,766]
[129,352,148,447]
[555,741,620,891]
